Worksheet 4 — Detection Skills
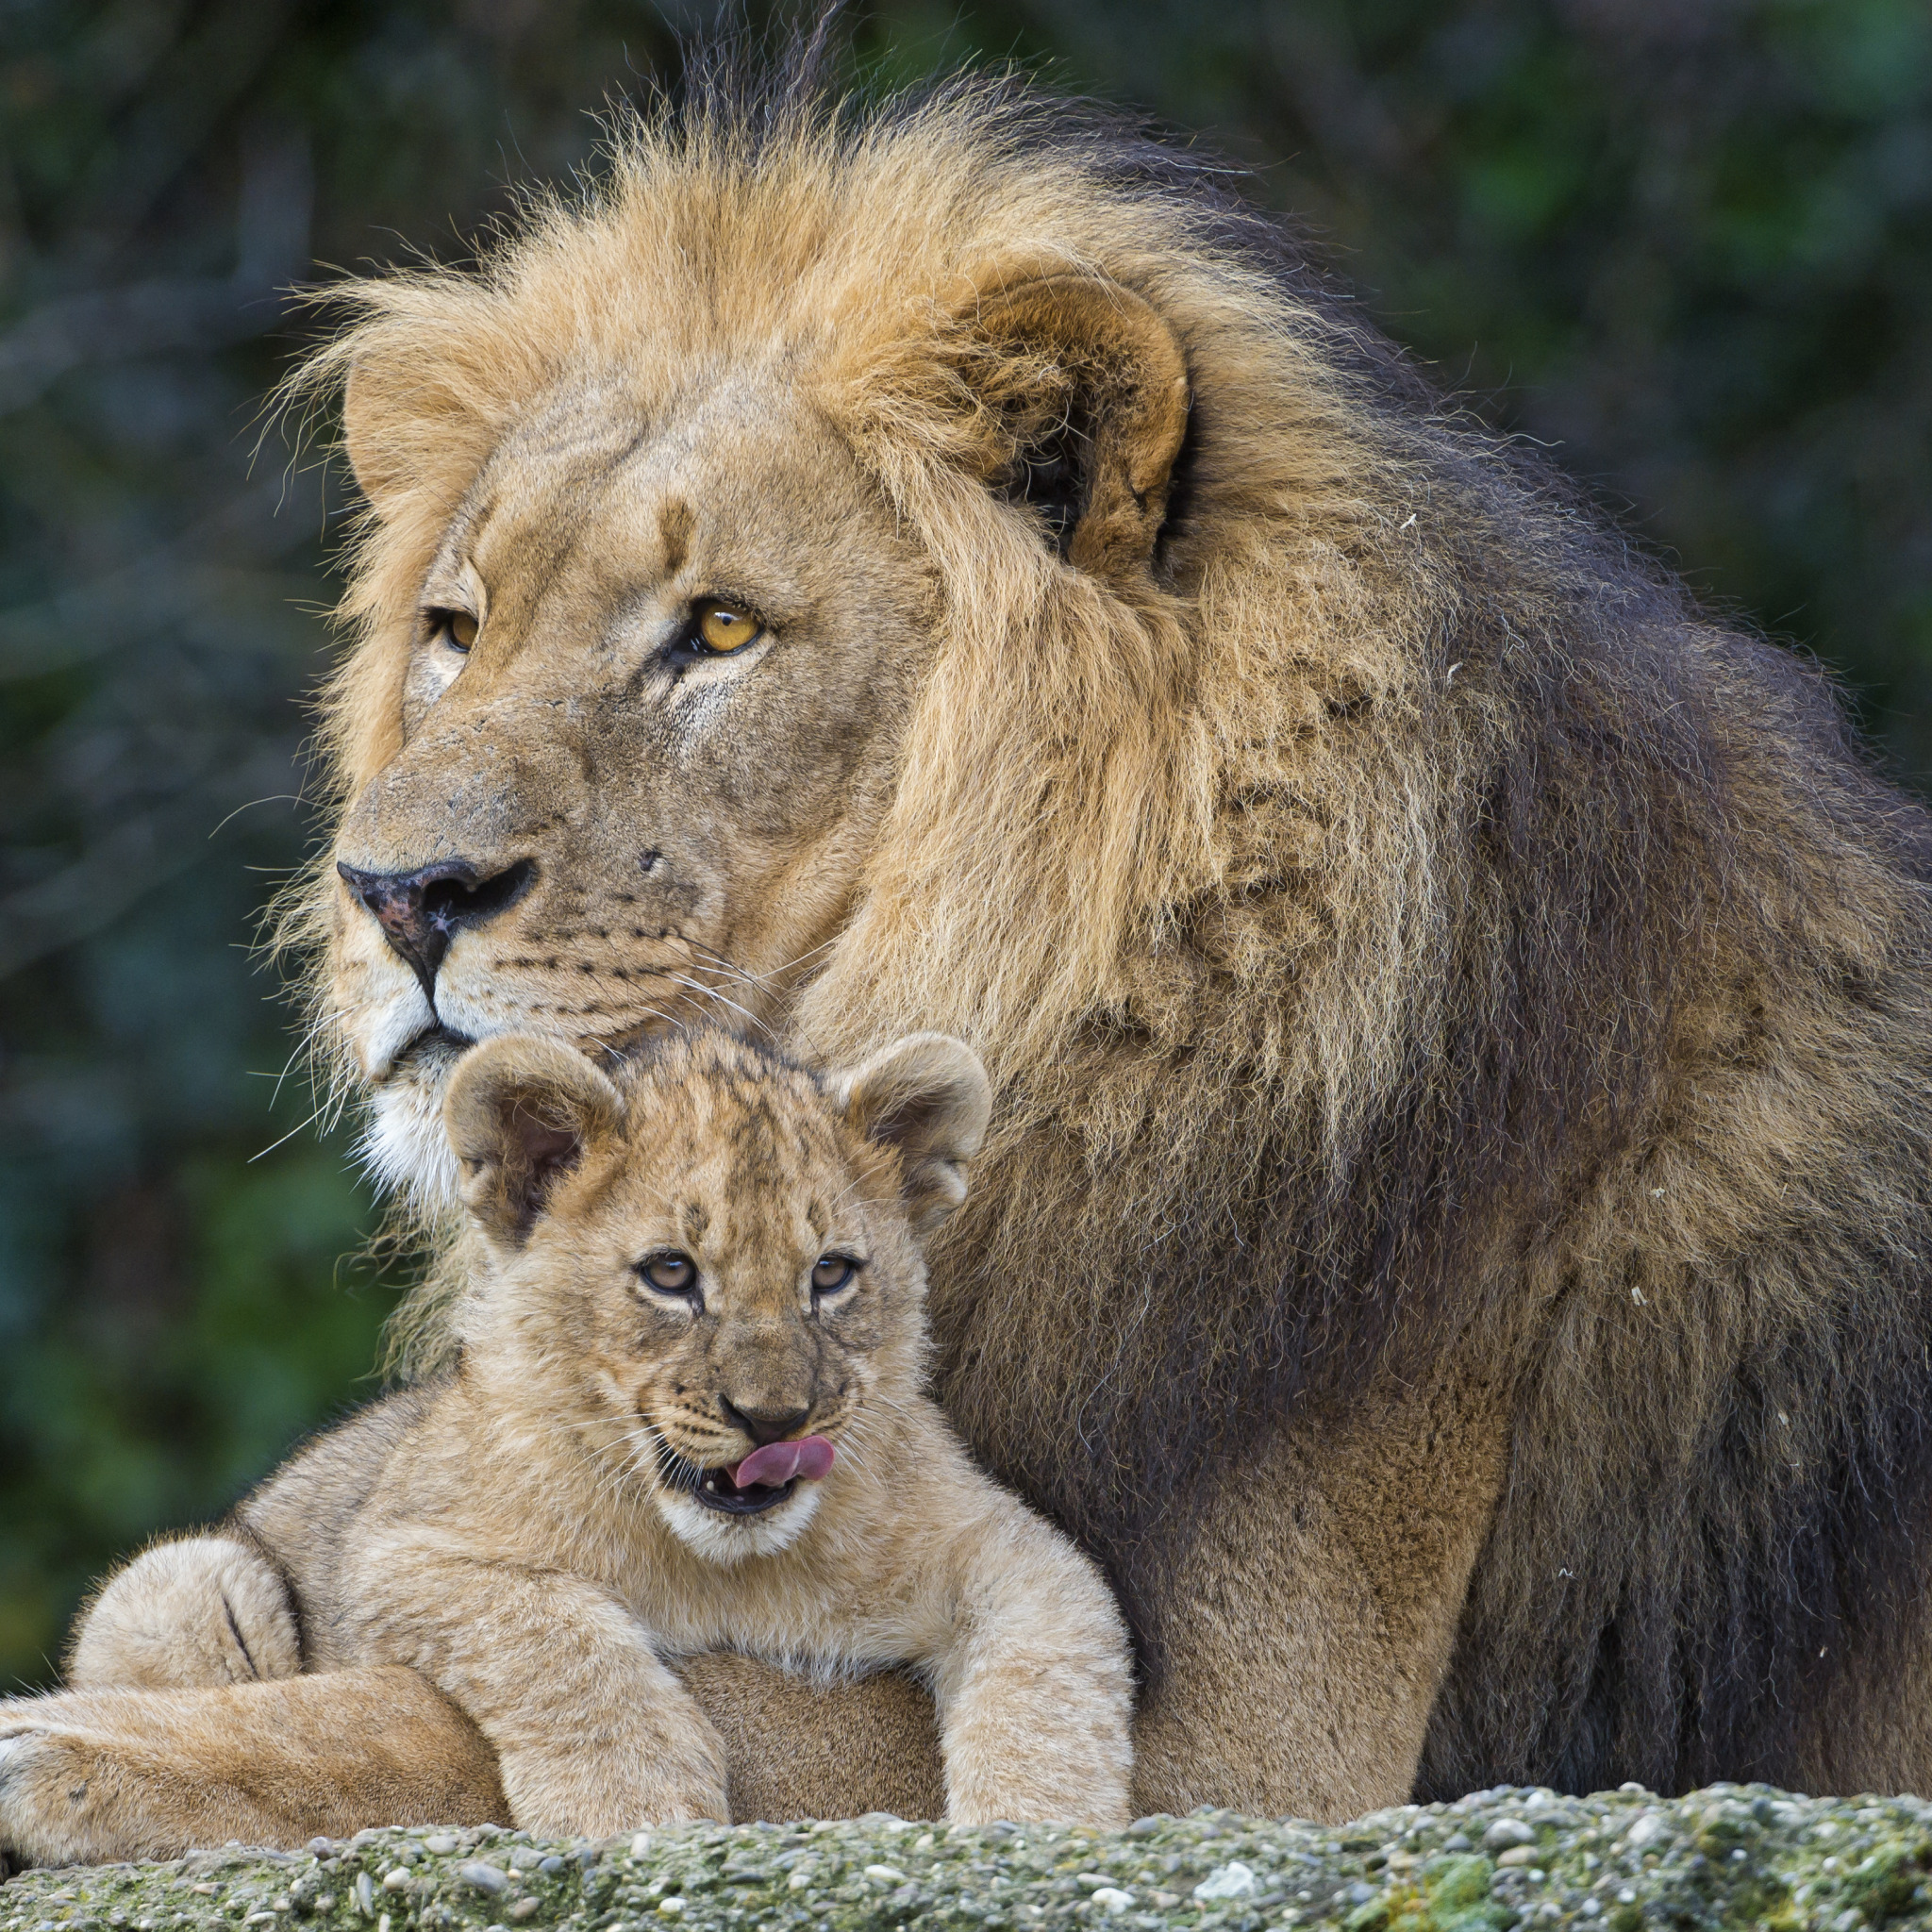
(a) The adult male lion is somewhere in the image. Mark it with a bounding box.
[8,58,1932,1859]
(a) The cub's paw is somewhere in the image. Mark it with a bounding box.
[503,1765,732,1834]
[624,1783,732,1828]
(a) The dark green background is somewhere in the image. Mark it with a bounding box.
[2,0,1927,1691]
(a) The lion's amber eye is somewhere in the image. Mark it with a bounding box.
[639,1252,697,1297]
[693,600,761,655]
[431,609,478,653]
[811,1255,858,1296]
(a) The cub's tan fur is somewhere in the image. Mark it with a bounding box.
[3,1029,1129,1860]
[22,34,1932,1850]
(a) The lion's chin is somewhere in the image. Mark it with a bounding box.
[360,1028,474,1208]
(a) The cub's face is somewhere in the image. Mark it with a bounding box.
[443,1028,990,1562]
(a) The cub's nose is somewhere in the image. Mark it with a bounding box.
[718,1396,812,1448]
[336,858,535,998]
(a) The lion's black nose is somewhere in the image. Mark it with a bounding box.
[337,858,535,998]
[719,1396,812,1447]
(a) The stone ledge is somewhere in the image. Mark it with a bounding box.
[7,1786,1932,1932]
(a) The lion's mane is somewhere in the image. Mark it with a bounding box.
[292,46,1932,1796]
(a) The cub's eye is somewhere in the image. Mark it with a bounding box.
[811,1254,859,1297]
[637,1251,699,1301]
[427,608,478,653]
[692,599,762,655]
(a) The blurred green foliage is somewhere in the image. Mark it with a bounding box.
[0,0,1928,1691]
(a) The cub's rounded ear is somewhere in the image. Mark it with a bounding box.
[829,1033,991,1232]
[964,270,1191,586]
[442,1034,623,1244]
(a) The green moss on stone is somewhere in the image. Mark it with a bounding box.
[8,1787,1932,1932]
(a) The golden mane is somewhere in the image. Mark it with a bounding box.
[289,61,1932,1799]
[291,75,1435,1138]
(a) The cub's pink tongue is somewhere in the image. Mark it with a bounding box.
[728,1435,837,1491]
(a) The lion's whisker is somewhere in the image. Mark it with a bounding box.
[660,972,774,1042]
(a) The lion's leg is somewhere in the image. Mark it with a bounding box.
[1133,1362,1510,1824]
[658,1363,1508,1828]
[0,1670,507,1868]
[675,1657,945,1822]
[68,1536,301,1690]
[1797,1556,1932,1796]
[670,1365,1507,1830]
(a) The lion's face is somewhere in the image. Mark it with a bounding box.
[441,1028,989,1563]
[331,373,938,1201]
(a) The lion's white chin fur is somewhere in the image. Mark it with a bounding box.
[361,1057,465,1209]
[653,1482,824,1565]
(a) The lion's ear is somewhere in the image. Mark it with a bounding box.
[829,1033,991,1232]
[442,1034,623,1245]
[966,272,1191,586]
[341,350,496,524]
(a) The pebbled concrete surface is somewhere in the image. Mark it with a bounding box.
[7,1787,1932,1932]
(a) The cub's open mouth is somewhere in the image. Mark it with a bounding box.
[692,1467,799,1515]
[659,1435,837,1517]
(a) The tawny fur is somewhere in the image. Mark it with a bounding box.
[16,1029,1131,1857]
[36,41,1932,1833]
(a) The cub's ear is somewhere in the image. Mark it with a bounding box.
[442,1034,623,1244]
[964,270,1191,586]
[829,1033,991,1232]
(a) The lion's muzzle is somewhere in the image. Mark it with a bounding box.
[338,857,537,1000]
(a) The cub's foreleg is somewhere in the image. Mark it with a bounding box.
[67,1535,300,1690]
[924,1497,1136,1828]
[0,1669,506,1868]
[349,1550,728,1835]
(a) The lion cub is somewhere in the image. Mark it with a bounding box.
[73,1029,1135,1835]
